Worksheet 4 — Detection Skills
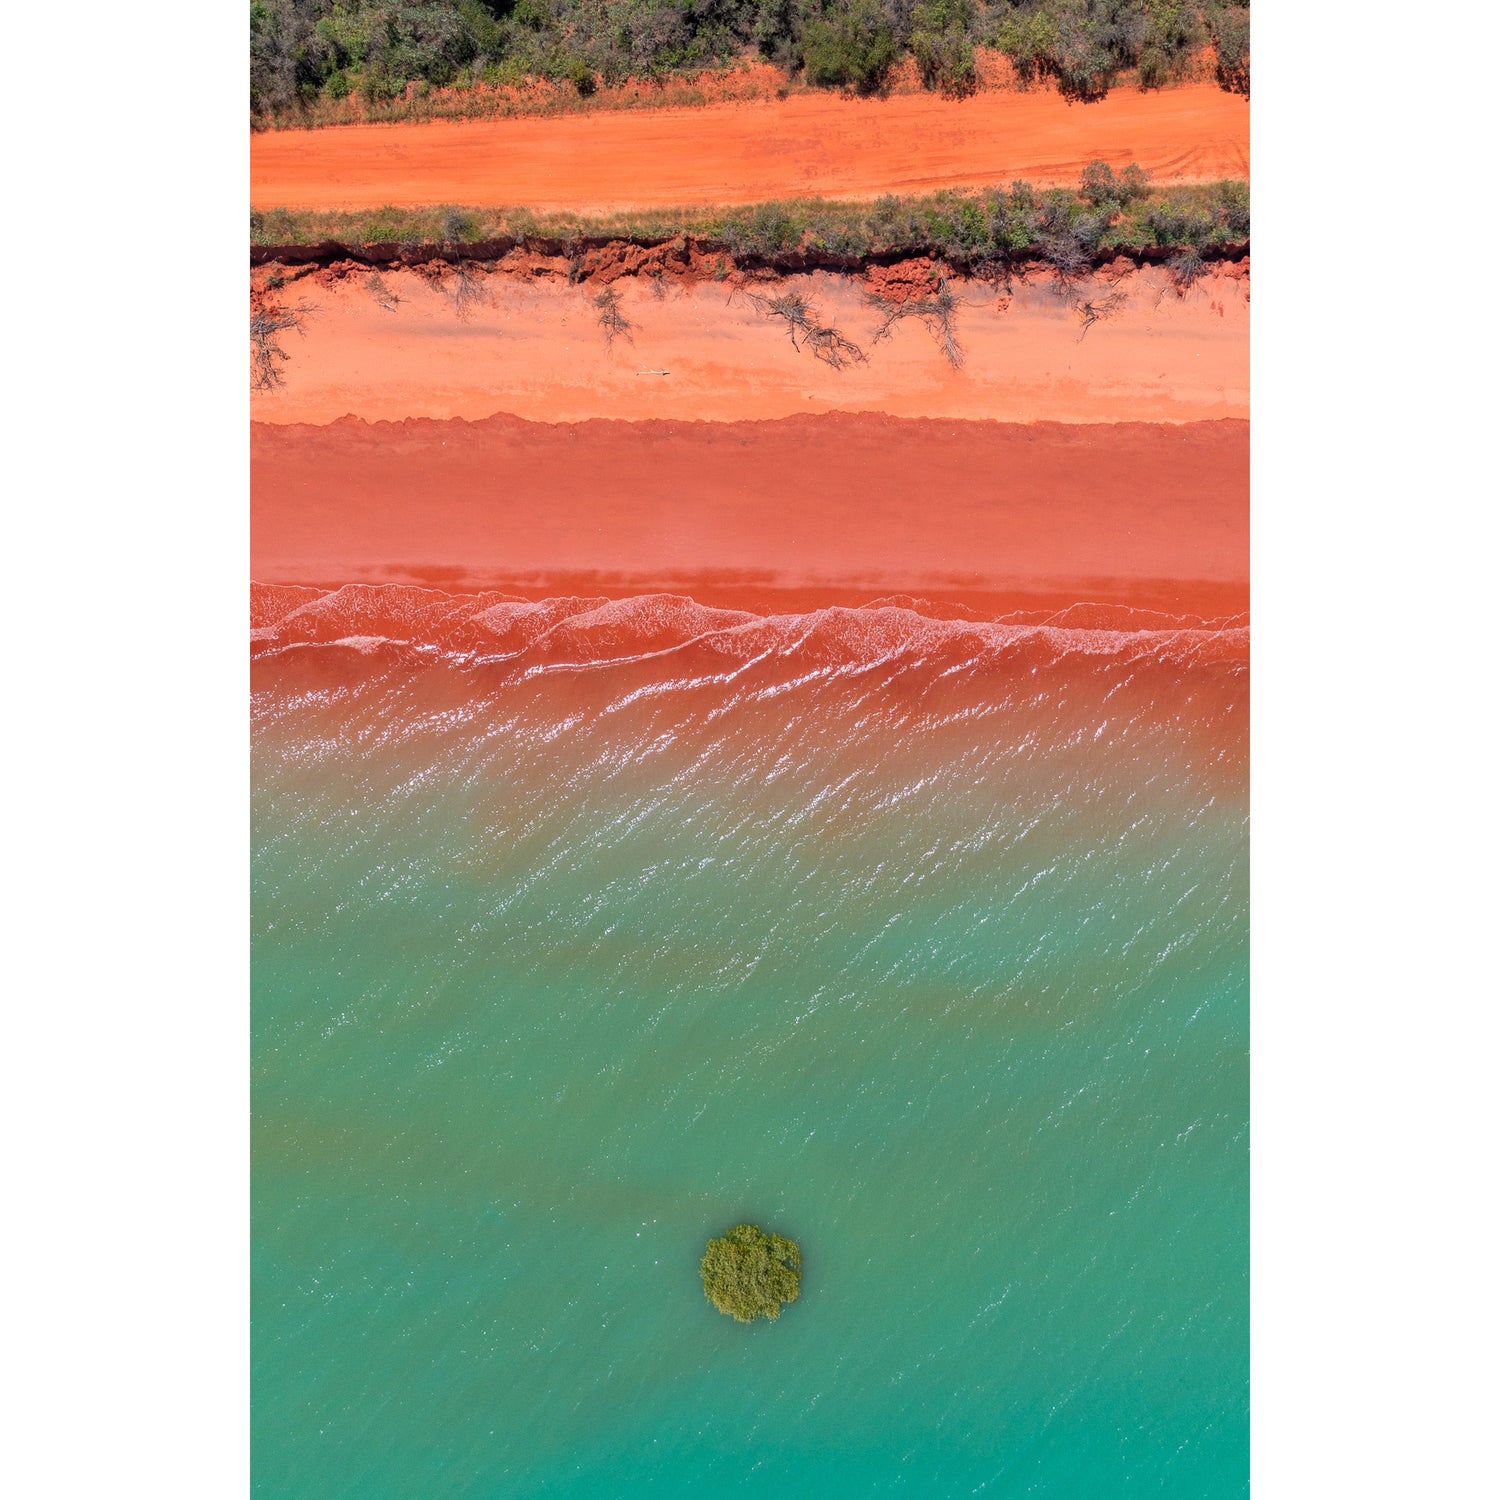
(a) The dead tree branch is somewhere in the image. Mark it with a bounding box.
[593,286,634,347]
[1076,289,1127,340]
[744,287,865,370]
[366,271,402,311]
[250,303,308,391]
[868,277,965,369]
[447,260,486,320]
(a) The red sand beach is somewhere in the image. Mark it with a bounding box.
[252,412,1247,619]
[251,80,1249,629]
[250,265,1249,428]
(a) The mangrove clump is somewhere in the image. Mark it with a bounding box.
[700,1223,802,1323]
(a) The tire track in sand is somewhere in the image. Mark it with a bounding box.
[252,83,1248,213]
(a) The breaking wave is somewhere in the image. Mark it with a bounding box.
[251,583,1249,674]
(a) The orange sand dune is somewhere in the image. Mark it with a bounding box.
[251,264,1248,427]
[252,413,1247,618]
[251,83,1247,213]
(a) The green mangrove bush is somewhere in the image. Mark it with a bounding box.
[700,1223,803,1323]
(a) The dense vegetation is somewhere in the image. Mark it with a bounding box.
[700,1224,803,1322]
[251,171,1249,273]
[250,0,1250,118]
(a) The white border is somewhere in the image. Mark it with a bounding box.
[6,4,249,1495]
[1252,6,1494,1494]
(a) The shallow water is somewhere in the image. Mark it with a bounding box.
[252,595,1248,1497]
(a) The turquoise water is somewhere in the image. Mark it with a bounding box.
[252,606,1248,1496]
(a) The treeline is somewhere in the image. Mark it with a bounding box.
[251,169,1250,274]
[251,0,1250,118]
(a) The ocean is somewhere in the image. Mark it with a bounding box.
[252,589,1248,1497]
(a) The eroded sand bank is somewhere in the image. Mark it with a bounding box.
[251,83,1248,213]
[253,412,1247,618]
[251,264,1248,426]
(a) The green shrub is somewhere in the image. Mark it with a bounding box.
[999,1,1134,102]
[1146,201,1217,248]
[565,55,597,96]
[456,0,505,57]
[250,2,1254,120]
[439,205,480,242]
[798,0,899,91]
[249,179,1250,270]
[995,0,1240,104]
[1140,0,1204,90]
[723,201,805,256]
[994,11,1059,89]
[1211,179,1247,234]
[910,0,978,96]
[1206,1,1250,94]
[1079,159,1151,209]
[1118,163,1151,205]
[1079,158,1119,207]
[700,1224,802,1323]
[360,68,404,103]
[1033,195,1108,274]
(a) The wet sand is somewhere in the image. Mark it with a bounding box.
[252,412,1247,618]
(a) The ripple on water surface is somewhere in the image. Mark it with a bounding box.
[252,601,1248,1498]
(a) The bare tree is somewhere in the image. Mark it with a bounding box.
[1076,289,1127,340]
[366,271,402,311]
[869,277,965,369]
[1166,246,1209,291]
[446,260,486,320]
[250,303,308,391]
[743,287,865,370]
[593,286,634,347]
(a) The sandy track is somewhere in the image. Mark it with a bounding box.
[251,84,1247,213]
[253,412,1246,618]
[251,264,1247,427]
